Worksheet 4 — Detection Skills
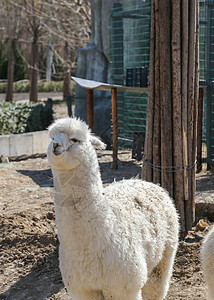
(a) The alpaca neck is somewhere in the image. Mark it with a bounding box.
[52,155,115,249]
[52,158,105,213]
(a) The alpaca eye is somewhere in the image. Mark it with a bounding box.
[70,138,79,143]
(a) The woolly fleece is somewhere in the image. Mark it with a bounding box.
[201,224,214,300]
[47,117,179,300]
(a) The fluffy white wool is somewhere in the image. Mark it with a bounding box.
[47,117,179,300]
[201,224,214,300]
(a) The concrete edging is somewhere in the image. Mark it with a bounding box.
[0,131,50,157]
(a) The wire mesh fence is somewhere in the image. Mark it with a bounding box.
[199,0,214,165]
[109,0,214,165]
[110,1,151,148]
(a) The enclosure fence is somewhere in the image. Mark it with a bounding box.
[110,1,151,148]
[110,0,214,166]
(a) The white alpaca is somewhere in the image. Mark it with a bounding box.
[47,117,179,300]
[201,224,214,300]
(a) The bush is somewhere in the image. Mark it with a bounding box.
[37,81,63,92]
[0,101,54,135]
[0,82,7,93]
[14,81,30,93]
[0,40,27,81]
[0,41,8,80]
[0,80,76,94]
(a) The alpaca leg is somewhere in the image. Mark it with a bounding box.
[102,289,142,300]
[69,290,105,300]
[204,275,214,300]
[141,245,176,300]
[202,253,214,299]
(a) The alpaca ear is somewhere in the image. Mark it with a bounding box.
[90,136,106,150]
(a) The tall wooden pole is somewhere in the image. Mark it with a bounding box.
[185,0,196,231]
[192,0,199,225]
[29,39,38,102]
[172,0,185,232]
[111,87,118,169]
[142,0,155,182]
[5,39,15,102]
[159,0,173,197]
[182,0,189,206]
[197,88,203,173]
[152,0,161,184]
[87,89,94,131]
[63,41,71,100]
[142,0,199,235]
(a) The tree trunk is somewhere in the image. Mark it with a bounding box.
[142,0,155,182]
[29,40,38,102]
[46,42,54,82]
[192,0,199,225]
[197,89,203,173]
[185,0,196,231]
[159,0,173,197]
[63,66,71,100]
[142,0,199,235]
[5,39,16,102]
[152,0,161,184]
[181,0,189,210]
[172,0,185,232]
[63,41,71,100]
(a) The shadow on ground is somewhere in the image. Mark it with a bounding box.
[100,159,142,184]
[196,171,214,193]
[16,169,53,187]
[2,251,64,300]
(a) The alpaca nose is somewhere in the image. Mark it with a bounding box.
[53,142,59,149]
[53,141,62,154]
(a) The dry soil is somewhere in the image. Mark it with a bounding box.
[0,100,214,300]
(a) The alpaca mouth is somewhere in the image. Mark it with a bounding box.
[54,152,61,156]
[53,149,64,156]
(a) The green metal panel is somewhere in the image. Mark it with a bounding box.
[110,1,151,148]
[206,87,214,164]
[199,0,214,165]
[199,1,207,82]
[109,0,214,164]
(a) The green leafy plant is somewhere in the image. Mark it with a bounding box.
[0,82,7,93]
[0,41,8,80]
[0,101,53,135]
[0,80,76,94]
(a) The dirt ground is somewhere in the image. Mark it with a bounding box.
[0,100,214,300]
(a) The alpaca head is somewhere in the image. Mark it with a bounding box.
[47,117,106,171]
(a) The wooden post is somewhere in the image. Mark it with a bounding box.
[5,39,15,102]
[143,0,198,236]
[197,84,203,169]
[185,0,196,231]
[183,128,189,201]
[172,0,185,232]
[159,0,173,197]
[87,89,94,131]
[152,0,161,185]
[29,40,38,102]
[111,87,118,169]
[191,0,199,224]
[181,0,189,235]
[142,0,155,182]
